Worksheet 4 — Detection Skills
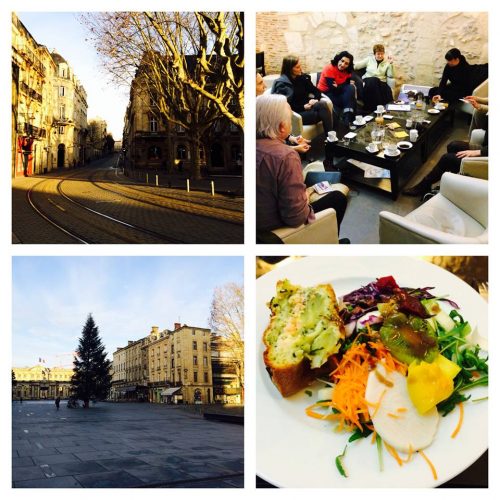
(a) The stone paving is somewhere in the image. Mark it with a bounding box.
[12,401,244,488]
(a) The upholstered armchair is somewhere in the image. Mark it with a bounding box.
[268,208,339,244]
[379,172,488,244]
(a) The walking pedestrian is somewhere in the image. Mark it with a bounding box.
[55,396,61,410]
[20,396,23,404]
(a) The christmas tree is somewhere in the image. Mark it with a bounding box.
[71,314,112,408]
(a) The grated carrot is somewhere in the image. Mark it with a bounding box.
[451,402,464,438]
[418,450,438,480]
[384,441,403,466]
[401,445,414,463]
[387,413,401,419]
[320,340,406,432]
[396,407,407,413]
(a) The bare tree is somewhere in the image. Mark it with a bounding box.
[80,12,243,179]
[209,282,244,397]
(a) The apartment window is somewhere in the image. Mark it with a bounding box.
[171,344,174,353]
[203,342,208,352]
[193,355,198,366]
[204,372,209,383]
[193,341,197,350]
[59,104,65,120]
[59,86,65,97]
[176,145,187,160]
[171,358,174,368]
[193,372,198,382]
[149,116,158,133]
[203,357,208,368]
[58,126,65,135]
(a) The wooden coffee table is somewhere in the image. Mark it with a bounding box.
[325,105,453,199]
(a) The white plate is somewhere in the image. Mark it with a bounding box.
[256,256,488,488]
[397,141,413,150]
[428,108,440,114]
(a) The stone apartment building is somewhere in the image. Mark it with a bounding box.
[111,323,242,405]
[122,60,243,176]
[12,366,73,400]
[12,13,88,178]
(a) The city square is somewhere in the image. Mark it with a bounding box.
[12,400,243,488]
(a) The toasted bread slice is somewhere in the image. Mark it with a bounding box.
[263,279,345,397]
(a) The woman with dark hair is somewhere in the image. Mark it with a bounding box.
[271,55,334,138]
[317,51,356,124]
[354,44,395,112]
[429,48,486,104]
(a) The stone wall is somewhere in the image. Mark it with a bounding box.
[256,12,488,90]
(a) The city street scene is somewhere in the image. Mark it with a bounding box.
[12,257,244,488]
[11,12,244,244]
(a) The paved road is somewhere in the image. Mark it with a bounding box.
[12,401,243,488]
[12,156,244,244]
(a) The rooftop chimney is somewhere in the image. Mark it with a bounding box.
[174,322,181,330]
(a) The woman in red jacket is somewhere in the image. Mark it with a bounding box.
[317,51,356,124]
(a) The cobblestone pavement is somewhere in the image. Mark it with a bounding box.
[12,401,244,488]
[12,156,244,244]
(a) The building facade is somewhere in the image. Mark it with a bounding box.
[111,323,221,405]
[12,366,73,400]
[147,324,213,404]
[111,337,149,401]
[11,13,88,178]
[122,69,243,176]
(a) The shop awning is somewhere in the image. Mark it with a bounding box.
[160,387,181,396]
[121,386,137,392]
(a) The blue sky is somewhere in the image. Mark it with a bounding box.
[18,12,129,139]
[12,256,243,367]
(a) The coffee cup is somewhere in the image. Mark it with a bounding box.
[385,144,398,155]
[376,105,385,113]
[328,130,337,142]
[355,115,363,124]
[405,119,413,128]
[409,129,418,142]
[368,142,378,152]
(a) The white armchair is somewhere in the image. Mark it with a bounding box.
[270,208,339,244]
[379,172,488,244]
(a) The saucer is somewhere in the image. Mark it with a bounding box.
[428,108,440,114]
[365,146,378,153]
[353,120,365,126]
[326,137,338,143]
[384,149,400,157]
[363,115,374,122]
[397,141,412,150]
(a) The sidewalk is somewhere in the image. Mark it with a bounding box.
[123,168,244,197]
[12,401,243,488]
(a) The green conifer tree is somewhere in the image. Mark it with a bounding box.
[71,314,112,408]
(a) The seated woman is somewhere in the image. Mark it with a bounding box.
[271,55,334,138]
[429,48,487,104]
[257,72,311,154]
[317,50,356,124]
[354,44,395,112]
[256,94,347,235]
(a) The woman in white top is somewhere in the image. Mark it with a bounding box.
[354,43,394,112]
